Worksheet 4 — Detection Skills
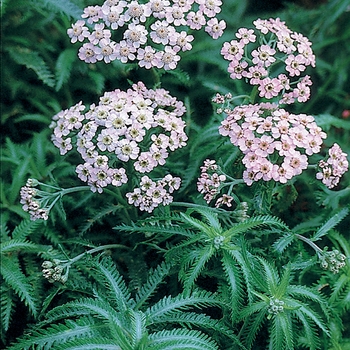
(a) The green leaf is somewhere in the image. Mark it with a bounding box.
[180,244,215,292]
[223,215,290,238]
[7,318,108,350]
[89,256,133,311]
[147,328,219,350]
[312,207,349,241]
[11,218,42,240]
[6,46,55,87]
[0,256,37,317]
[221,250,244,321]
[35,0,83,20]
[146,290,222,324]
[1,285,15,333]
[134,261,171,309]
[55,49,77,91]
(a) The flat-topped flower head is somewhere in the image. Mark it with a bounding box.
[51,83,187,211]
[68,0,226,70]
[221,17,316,105]
[215,99,327,186]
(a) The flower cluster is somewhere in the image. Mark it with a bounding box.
[197,159,233,207]
[268,297,285,316]
[20,179,50,221]
[216,99,327,185]
[126,174,181,212]
[42,260,68,284]
[221,18,315,104]
[51,82,187,211]
[67,0,225,70]
[316,143,349,189]
[319,248,347,274]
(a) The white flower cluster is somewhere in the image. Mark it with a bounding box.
[50,82,187,211]
[67,0,225,69]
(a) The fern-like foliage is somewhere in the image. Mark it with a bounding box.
[238,258,330,350]
[8,254,243,350]
[32,0,83,20]
[0,219,52,343]
[6,46,55,88]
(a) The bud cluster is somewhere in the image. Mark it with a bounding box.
[268,297,285,315]
[67,0,226,70]
[42,260,69,284]
[213,235,225,249]
[319,249,347,274]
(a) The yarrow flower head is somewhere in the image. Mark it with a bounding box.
[67,0,226,70]
[316,143,349,189]
[215,96,327,186]
[318,248,347,274]
[197,159,234,207]
[221,17,316,105]
[50,82,187,212]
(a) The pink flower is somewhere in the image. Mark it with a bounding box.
[81,6,102,24]
[252,44,276,67]
[67,20,89,43]
[95,39,117,63]
[244,66,268,84]
[186,10,206,30]
[236,27,256,44]
[89,23,111,45]
[221,40,245,61]
[124,23,148,48]
[150,20,175,45]
[257,77,283,99]
[115,40,136,63]
[228,60,248,80]
[155,46,180,70]
[198,0,222,17]
[285,54,306,76]
[170,31,194,52]
[205,18,226,39]
[137,46,158,69]
[78,43,98,63]
[110,167,128,187]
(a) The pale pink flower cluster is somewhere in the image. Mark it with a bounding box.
[216,100,327,186]
[221,18,315,104]
[50,82,187,211]
[316,143,349,189]
[197,159,233,207]
[126,174,181,212]
[20,179,49,221]
[67,0,225,70]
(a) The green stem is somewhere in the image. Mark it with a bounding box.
[69,244,130,264]
[295,234,322,253]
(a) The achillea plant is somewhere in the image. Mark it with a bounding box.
[4,1,350,349]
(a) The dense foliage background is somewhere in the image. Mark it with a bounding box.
[1,0,350,349]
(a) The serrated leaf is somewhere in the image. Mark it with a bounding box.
[0,256,38,317]
[312,207,349,241]
[6,46,55,87]
[55,49,77,91]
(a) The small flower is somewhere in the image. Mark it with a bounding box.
[252,44,276,67]
[205,18,226,39]
[67,20,89,43]
[78,43,98,63]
